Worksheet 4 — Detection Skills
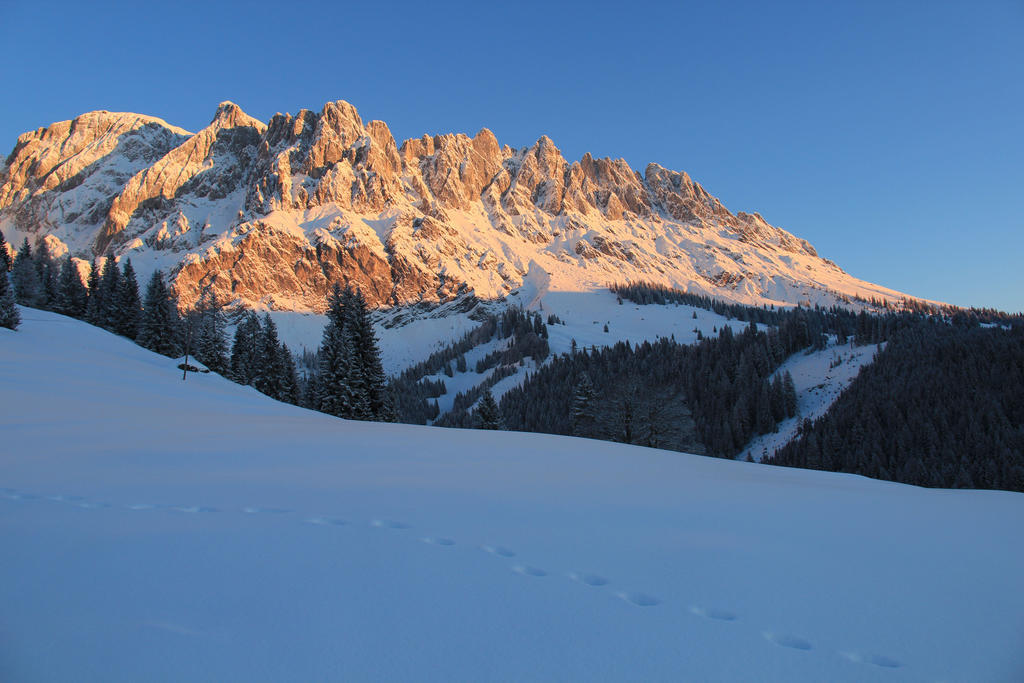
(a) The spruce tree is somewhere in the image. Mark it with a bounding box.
[783,371,798,418]
[315,284,354,417]
[571,374,597,437]
[97,256,122,332]
[137,270,181,357]
[0,265,20,330]
[253,313,285,399]
[115,259,142,338]
[229,311,261,384]
[11,239,42,307]
[194,291,229,375]
[54,257,87,318]
[279,343,300,405]
[474,388,503,430]
[0,232,12,273]
[34,241,58,310]
[349,288,388,420]
[84,259,102,324]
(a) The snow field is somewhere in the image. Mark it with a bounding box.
[2,310,1023,681]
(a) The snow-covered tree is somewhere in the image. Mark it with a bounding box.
[0,263,19,329]
[193,291,229,376]
[230,311,261,385]
[0,232,12,273]
[314,283,354,417]
[115,259,142,338]
[137,270,181,357]
[11,239,42,307]
[55,257,88,319]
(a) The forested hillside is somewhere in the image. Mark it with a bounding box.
[769,321,1024,492]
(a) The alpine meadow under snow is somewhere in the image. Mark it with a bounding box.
[2,310,1023,682]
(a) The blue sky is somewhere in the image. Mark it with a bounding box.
[2,0,1021,311]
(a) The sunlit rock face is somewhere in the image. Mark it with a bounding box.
[1,99,905,312]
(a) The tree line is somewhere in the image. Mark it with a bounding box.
[1,235,392,422]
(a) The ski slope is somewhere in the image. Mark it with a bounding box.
[2,310,1023,682]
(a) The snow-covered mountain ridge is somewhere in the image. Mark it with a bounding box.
[2,100,918,312]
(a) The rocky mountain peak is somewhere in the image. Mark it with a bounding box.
[1,98,911,313]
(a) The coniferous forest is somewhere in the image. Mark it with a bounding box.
[768,321,1024,491]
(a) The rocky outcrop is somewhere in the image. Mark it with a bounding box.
[0,98,903,313]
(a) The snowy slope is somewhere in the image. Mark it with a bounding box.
[740,339,884,462]
[2,310,1023,682]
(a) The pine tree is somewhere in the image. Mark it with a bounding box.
[253,313,285,399]
[84,259,102,324]
[229,311,261,384]
[0,265,20,330]
[571,373,597,437]
[348,288,388,420]
[194,291,229,375]
[97,256,122,332]
[474,389,503,430]
[279,344,300,405]
[0,232,12,273]
[55,257,88,318]
[782,371,798,418]
[34,241,58,309]
[115,259,142,338]
[137,270,181,357]
[315,284,354,417]
[11,239,42,307]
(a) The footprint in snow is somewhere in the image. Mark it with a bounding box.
[567,572,609,587]
[840,651,902,668]
[481,545,516,558]
[763,632,813,651]
[512,565,547,577]
[616,591,661,607]
[689,606,738,621]
[421,537,455,546]
[370,519,410,530]
[48,494,85,503]
[304,516,348,527]
[5,492,39,501]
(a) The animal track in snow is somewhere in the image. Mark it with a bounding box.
[841,651,902,668]
[689,606,738,621]
[567,572,609,587]
[616,591,661,607]
[512,564,547,577]
[421,537,455,546]
[3,486,910,671]
[370,519,410,530]
[304,516,348,526]
[4,491,39,501]
[763,632,813,651]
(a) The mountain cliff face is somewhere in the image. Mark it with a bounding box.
[1,100,909,312]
